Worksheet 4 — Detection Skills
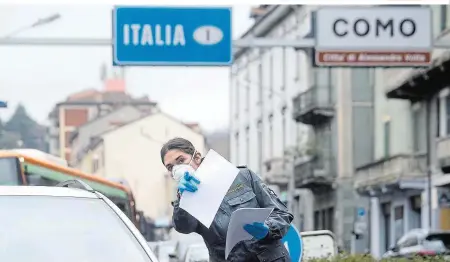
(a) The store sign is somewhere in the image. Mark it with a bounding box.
[314,6,432,67]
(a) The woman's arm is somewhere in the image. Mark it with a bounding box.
[243,168,294,241]
[171,192,199,234]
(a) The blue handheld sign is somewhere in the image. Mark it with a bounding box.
[281,225,303,262]
[113,6,232,66]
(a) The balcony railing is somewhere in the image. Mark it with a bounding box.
[437,136,450,168]
[263,158,289,185]
[292,85,334,125]
[354,154,426,190]
[294,156,335,190]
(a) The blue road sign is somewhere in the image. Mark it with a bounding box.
[0,101,7,108]
[357,207,366,217]
[113,6,232,66]
[281,225,303,262]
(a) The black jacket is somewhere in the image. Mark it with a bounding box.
[171,167,294,262]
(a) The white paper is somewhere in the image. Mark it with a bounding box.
[225,208,273,259]
[179,149,239,228]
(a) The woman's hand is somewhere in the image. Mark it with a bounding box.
[243,222,269,240]
[177,171,201,194]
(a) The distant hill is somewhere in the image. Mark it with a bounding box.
[0,104,48,151]
[205,129,230,160]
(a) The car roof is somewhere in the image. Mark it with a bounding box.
[0,186,99,198]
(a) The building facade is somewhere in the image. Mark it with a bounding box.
[69,105,157,166]
[355,5,450,258]
[47,80,156,161]
[76,112,206,220]
[229,5,313,231]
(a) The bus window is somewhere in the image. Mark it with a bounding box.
[0,157,21,185]
[23,167,58,187]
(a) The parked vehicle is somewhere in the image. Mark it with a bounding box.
[183,243,209,262]
[383,228,450,259]
[0,180,158,262]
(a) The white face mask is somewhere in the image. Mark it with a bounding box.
[172,164,196,182]
[171,150,197,181]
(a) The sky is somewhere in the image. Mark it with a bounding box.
[0,5,254,132]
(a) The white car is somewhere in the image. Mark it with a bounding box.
[0,180,159,262]
[383,228,450,259]
[183,243,209,262]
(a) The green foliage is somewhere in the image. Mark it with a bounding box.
[0,103,48,151]
[306,254,449,262]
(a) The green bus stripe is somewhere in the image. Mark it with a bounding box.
[24,163,128,199]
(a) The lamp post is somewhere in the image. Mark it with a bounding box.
[4,13,61,38]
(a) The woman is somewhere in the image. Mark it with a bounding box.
[160,137,293,262]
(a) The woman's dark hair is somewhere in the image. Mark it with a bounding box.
[160,137,196,163]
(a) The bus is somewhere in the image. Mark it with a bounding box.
[0,148,138,226]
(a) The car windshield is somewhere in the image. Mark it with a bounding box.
[0,195,152,262]
[425,233,450,250]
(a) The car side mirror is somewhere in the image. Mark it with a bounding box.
[169,253,178,262]
[390,245,399,252]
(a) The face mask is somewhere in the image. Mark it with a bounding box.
[172,164,196,182]
[171,150,197,181]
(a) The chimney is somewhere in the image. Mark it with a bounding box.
[104,79,126,92]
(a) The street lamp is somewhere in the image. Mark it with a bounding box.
[4,13,61,38]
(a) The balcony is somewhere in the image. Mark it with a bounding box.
[354,154,426,196]
[386,49,450,101]
[294,156,335,192]
[292,85,334,125]
[263,158,289,185]
[437,136,450,170]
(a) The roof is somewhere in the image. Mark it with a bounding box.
[0,185,97,198]
[69,105,143,142]
[83,111,203,154]
[234,5,293,61]
[48,89,157,118]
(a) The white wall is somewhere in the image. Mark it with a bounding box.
[230,6,315,174]
[101,112,206,219]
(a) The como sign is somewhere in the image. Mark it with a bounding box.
[314,6,432,67]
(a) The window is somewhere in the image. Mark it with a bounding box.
[382,202,391,252]
[245,126,250,164]
[446,96,450,135]
[245,73,250,112]
[268,114,274,158]
[326,207,334,233]
[412,107,421,152]
[441,5,448,33]
[0,196,152,262]
[234,132,239,163]
[269,54,274,98]
[0,157,21,185]
[314,211,320,230]
[92,157,99,173]
[281,48,286,91]
[257,120,263,173]
[235,82,240,119]
[384,120,391,158]
[258,61,263,105]
[295,49,301,81]
[281,107,287,154]
[394,206,404,243]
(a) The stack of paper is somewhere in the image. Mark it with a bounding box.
[225,208,273,259]
[179,149,240,228]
